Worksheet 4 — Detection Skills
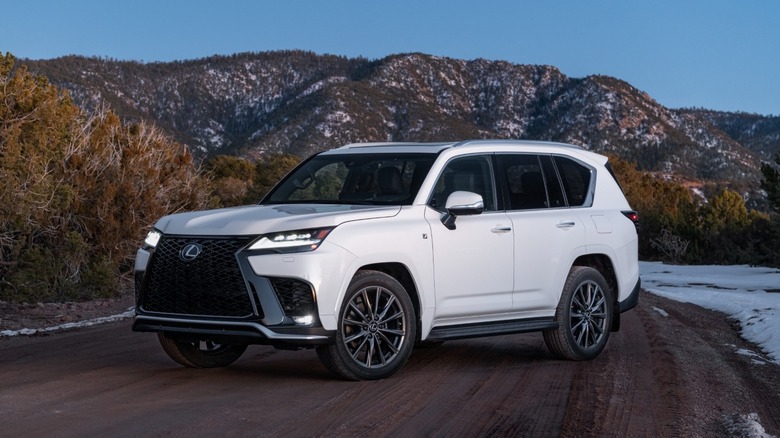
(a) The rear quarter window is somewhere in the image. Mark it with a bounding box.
[553,156,593,207]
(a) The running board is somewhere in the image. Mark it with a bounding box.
[427,318,558,341]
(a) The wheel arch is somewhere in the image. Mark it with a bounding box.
[357,262,422,339]
[571,253,622,332]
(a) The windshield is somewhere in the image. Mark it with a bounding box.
[262,153,437,205]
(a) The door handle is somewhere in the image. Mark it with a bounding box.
[491,226,512,234]
[556,221,576,229]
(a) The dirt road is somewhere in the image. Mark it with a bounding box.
[1,292,778,437]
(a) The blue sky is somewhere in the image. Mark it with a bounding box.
[3,0,778,115]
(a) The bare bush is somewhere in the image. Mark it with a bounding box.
[650,229,690,264]
[1,53,210,302]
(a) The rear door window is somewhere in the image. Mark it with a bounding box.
[496,154,548,210]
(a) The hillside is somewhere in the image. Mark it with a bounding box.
[22,51,780,185]
[680,109,780,161]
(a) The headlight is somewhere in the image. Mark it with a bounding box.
[248,228,333,253]
[143,229,162,250]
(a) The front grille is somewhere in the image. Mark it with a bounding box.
[269,277,315,318]
[140,236,255,318]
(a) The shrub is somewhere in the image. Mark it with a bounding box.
[0,53,209,302]
[650,229,690,264]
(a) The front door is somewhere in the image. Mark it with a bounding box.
[424,155,514,322]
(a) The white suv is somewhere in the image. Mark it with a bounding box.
[133,140,640,380]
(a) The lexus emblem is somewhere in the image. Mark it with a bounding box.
[180,243,202,261]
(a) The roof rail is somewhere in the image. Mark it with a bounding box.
[333,139,588,152]
[335,141,456,150]
[451,139,586,150]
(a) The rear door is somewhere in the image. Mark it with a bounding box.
[496,154,588,313]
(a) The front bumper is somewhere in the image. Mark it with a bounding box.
[133,235,338,348]
[132,314,334,348]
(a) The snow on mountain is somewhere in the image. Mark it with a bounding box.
[22,51,777,184]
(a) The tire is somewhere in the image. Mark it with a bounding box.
[316,270,416,380]
[157,333,247,368]
[543,266,613,361]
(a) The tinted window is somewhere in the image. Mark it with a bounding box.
[288,161,348,202]
[554,156,593,207]
[496,155,548,210]
[540,155,566,208]
[429,155,496,211]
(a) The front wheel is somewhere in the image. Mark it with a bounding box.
[158,333,247,368]
[317,270,416,380]
[543,266,613,361]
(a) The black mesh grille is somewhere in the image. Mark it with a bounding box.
[269,277,315,318]
[134,271,144,293]
[134,271,144,306]
[140,236,255,317]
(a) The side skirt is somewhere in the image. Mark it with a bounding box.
[427,318,558,341]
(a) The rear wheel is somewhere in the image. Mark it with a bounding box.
[544,266,613,361]
[317,270,416,380]
[158,333,247,368]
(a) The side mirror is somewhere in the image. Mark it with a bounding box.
[441,191,484,230]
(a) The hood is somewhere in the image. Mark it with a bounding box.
[154,204,401,236]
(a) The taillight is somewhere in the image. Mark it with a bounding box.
[622,210,639,230]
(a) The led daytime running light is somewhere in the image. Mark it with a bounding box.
[249,228,332,252]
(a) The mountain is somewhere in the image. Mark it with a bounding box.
[679,109,780,161]
[21,51,779,185]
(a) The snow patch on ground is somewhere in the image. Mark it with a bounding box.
[652,306,669,317]
[0,308,134,337]
[721,412,777,438]
[640,262,780,365]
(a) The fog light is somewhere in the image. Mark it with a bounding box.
[293,315,314,325]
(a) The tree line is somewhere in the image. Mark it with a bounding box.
[1,52,778,303]
[610,155,780,267]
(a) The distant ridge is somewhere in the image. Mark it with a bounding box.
[22,51,780,185]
